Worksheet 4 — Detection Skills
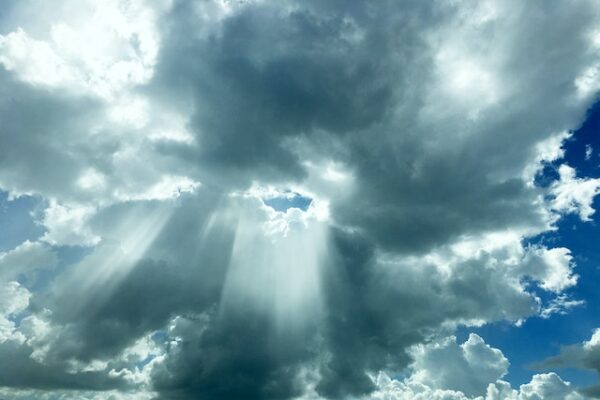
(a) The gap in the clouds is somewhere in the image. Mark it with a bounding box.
[0,191,46,251]
[262,191,313,212]
[534,97,600,189]
[132,330,169,370]
[561,99,600,178]
[152,330,168,343]
[533,164,561,188]
[135,355,156,370]
[457,98,600,390]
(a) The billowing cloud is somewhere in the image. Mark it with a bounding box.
[0,0,600,399]
[550,164,600,221]
[373,335,585,400]
[409,333,510,396]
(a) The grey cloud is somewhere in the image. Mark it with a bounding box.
[25,200,541,399]
[31,193,234,363]
[331,0,600,253]
[0,240,57,282]
[151,311,315,400]
[150,0,433,188]
[147,224,543,399]
[1,0,600,398]
[0,339,131,392]
[538,329,600,398]
[151,0,600,254]
[0,69,103,199]
[313,228,539,398]
[0,67,194,206]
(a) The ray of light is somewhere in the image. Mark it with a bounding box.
[219,196,329,335]
[53,201,175,315]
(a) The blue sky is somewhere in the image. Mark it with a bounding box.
[458,99,600,389]
[0,192,44,252]
[263,192,313,212]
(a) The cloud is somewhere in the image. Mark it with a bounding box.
[520,246,578,293]
[518,373,585,400]
[409,333,509,396]
[0,281,30,342]
[0,240,58,281]
[0,282,135,393]
[550,164,600,221]
[0,338,134,393]
[373,335,585,400]
[539,294,585,319]
[538,328,600,397]
[0,0,600,398]
[0,0,163,98]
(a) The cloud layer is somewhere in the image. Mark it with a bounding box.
[1,0,600,399]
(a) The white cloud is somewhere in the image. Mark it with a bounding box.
[0,0,164,98]
[372,335,585,400]
[40,202,99,246]
[114,175,200,202]
[409,334,509,396]
[0,240,58,280]
[523,131,570,184]
[0,28,81,88]
[585,144,593,161]
[540,294,585,319]
[518,373,584,400]
[521,247,578,293]
[0,282,30,343]
[551,164,600,221]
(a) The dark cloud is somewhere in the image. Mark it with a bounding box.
[151,311,315,400]
[151,0,600,254]
[150,0,434,188]
[0,339,131,392]
[1,0,600,399]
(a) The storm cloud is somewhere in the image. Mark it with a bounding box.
[1,0,600,399]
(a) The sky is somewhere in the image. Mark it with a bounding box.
[1,1,600,399]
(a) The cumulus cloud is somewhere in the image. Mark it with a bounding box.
[0,240,57,281]
[550,164,600,221]
[0,0,600,399]
[409,334,509,396]
[372,335,585,400]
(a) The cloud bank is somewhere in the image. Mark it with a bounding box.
[1,0,600,399]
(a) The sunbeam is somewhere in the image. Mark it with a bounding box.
[53,201,175,316]
[220,191,329,334]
